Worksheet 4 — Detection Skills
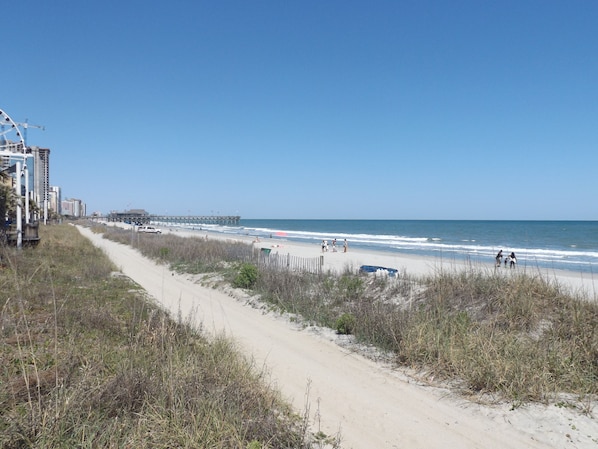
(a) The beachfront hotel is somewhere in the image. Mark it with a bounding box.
[1,108,85,222]
[0,144,53,221]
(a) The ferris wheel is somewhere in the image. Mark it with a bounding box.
[0,108,27,153]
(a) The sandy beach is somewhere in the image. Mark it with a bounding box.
[80,223,598,448]
[170,225,598,301]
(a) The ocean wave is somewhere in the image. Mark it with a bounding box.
[166,221,598,272]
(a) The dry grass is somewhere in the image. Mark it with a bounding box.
[1,224,336,448]
[99,225,254,274]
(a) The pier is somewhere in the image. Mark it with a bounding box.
[103,211,240,226]
[150,215,240,226]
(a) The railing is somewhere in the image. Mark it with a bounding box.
[151,215,241,225]
[101,214,241,226]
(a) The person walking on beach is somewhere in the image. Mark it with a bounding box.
[321,240,326,252]
[343,239,348,253]
[495,250,503,267]
[510,252,517,268]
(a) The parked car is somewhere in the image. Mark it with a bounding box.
[137,226,162,234]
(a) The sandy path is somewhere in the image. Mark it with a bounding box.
[78,226,598,448]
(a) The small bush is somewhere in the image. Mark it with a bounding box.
[338,275,364,299]
[335,313,356,335]
[158,247,170,259]
[233,263,258,289]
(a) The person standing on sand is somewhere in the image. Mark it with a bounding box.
[510,252,517,268]
[495,250,503,267]
[343,239,348,253]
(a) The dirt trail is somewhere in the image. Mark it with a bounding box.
[79,226,597,449]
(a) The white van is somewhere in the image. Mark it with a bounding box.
[137,226,162,234]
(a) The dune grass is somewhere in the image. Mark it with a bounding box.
[1,224,335,448]
[95,223,598,407]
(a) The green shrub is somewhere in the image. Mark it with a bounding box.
[338,275,364,299]
[159,247,170,259]
[233,263,258,289]
[335,313,356,335]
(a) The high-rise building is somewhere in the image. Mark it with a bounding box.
[49,186,61,215]
[61,198,86,218]
[2,129,84,221]
[30,146,50,220]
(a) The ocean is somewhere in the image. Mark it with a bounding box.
[158,219,598,274]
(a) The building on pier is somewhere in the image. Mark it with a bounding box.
[107,209,150,224]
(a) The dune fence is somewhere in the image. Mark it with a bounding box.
[256,248,323,274]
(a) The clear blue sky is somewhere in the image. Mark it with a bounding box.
[3,1,597,220]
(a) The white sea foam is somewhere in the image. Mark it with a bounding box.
[166,221,598,273]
